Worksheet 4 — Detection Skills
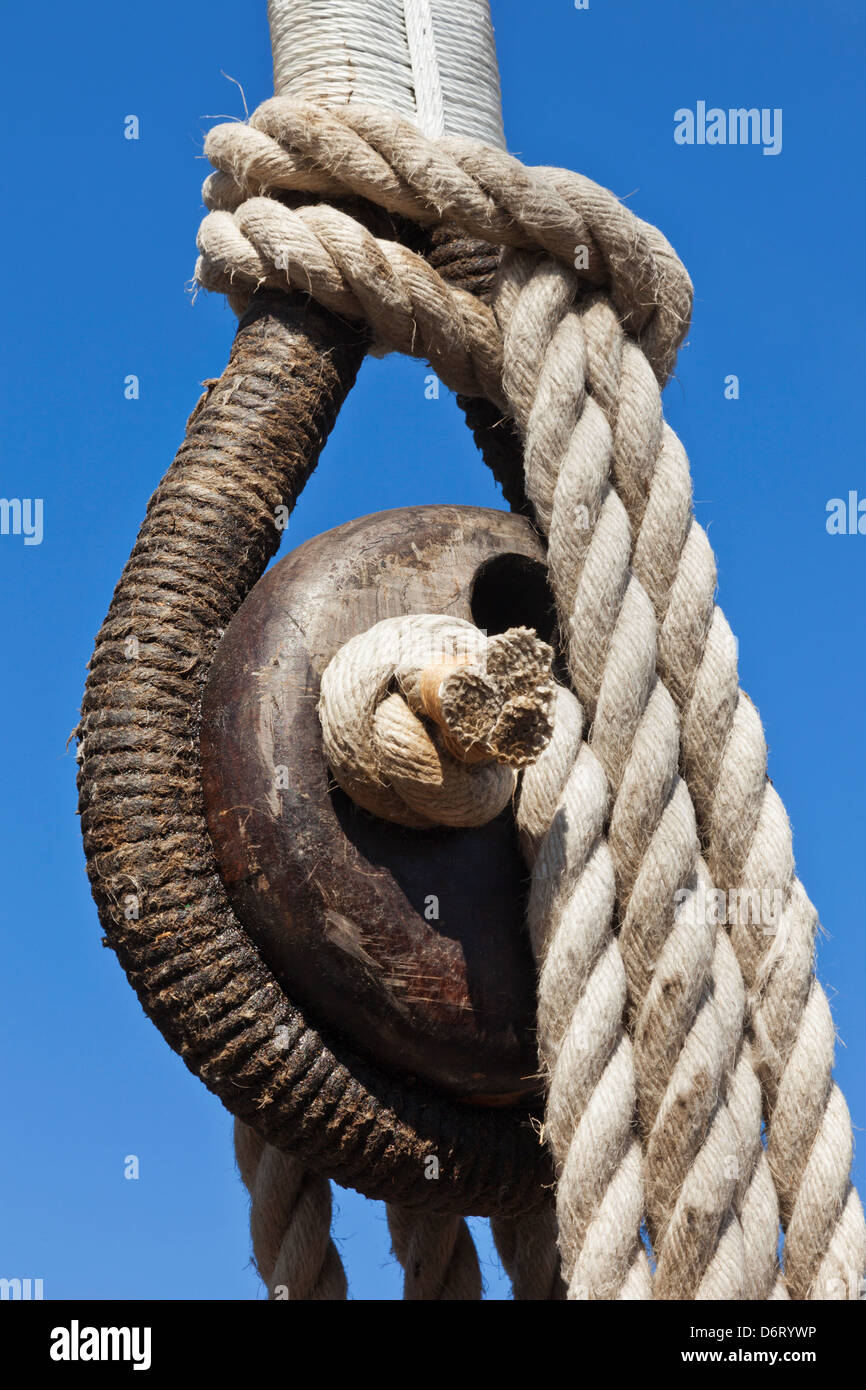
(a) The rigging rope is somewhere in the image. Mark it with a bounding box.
[197,96,866,1300]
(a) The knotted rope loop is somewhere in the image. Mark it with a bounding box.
[196,97,693,383]
[196,197,507,406]
[318,614,555,828]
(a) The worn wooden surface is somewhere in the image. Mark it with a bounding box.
[201,505,557,1103]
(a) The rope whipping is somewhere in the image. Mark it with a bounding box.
[267,0,505,146]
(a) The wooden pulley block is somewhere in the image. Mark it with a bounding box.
[201,505,557,1106]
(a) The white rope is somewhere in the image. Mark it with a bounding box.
[267,0,506,147]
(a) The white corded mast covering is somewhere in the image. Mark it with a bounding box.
[266,0,506,146]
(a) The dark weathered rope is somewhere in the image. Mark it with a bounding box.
[77,283,550,1216]
[403,222,532,518]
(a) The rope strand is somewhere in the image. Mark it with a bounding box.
[571,290,866,1299]
[386,1207,482,1299]
[235,1122,348,1299]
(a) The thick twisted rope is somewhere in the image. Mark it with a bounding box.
[234,1120,347,1299]
[197,194,508,405]
[564,289,866,1300]
[386,1206,482,1299]
[517,687,653,1299]
[196,98,691,383]
[194,99,863,1299]
[496,255,785,1300]
[490,1205,566,1301]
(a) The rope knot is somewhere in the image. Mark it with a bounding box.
[318,614,555,827]
[196,97,694,385]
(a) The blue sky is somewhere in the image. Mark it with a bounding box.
[1,0,863,1299]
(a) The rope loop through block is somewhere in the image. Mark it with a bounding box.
[77,79,866,1301]
[192,96,866,1300]
[77,288,553,1223]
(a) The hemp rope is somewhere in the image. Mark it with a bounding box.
[495,254,785,1300]
[386,1206,482,1300]
[234,1119,347,1299]
[493,252,865,1298]
[196,97,690,384]
[318,615,555,827]
[563,287,866,1301]
[517,687,653,1300]
[489,1204,566,1301]
[522,704,785,1300]
[194,100,866,1301]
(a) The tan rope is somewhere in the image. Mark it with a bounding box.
[318,614,555,826]
[566,289,866,1301]
[197,98,691,383]
[496,254,785,1300]
[490,1205,566,1300]
[386,1206,482,1300]
[197,196,507,405]
[201,98,865,1301]
[517,688,653,1299]
[234,1120,348,1300]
